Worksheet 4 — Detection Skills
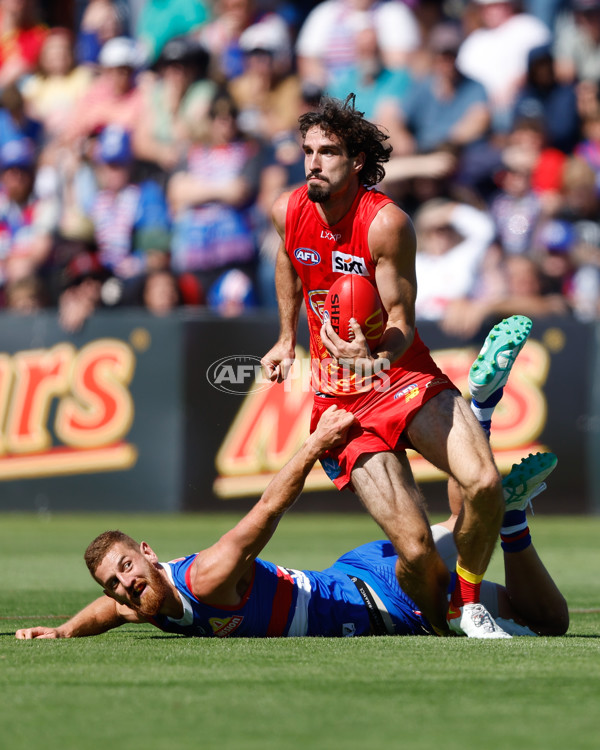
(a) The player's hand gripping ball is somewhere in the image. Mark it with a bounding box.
[323,275,387,348]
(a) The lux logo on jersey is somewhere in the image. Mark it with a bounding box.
[320,230,341,241]
[332,250,369,276]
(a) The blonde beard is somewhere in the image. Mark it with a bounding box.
[129,566,170,618]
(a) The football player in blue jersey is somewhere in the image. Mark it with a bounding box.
[16,402,568,641]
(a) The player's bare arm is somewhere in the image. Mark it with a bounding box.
[261,191,303,382]
[320,204,417,369]
[15,594,142,640]
[188,406,355,605]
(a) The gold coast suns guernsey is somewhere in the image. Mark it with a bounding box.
[285,184,425,396]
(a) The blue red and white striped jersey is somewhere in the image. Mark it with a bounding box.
[150,541,431,638]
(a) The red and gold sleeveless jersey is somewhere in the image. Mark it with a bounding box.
[285,184,423,395]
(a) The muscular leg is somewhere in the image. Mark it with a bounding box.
[432,451,569,636]
[406,389,505,577]
[444,314,533,528]
[499,544,569,635]
[351,451,451,635]
[431,529,568,636]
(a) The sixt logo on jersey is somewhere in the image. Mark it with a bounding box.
[332,251,369,276]
[294,247,321,265]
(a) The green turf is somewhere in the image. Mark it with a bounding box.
[1,513,599,750]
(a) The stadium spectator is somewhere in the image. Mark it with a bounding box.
[14,403,569,640]
[167,90,263,307]
[511,44,580,154]
[141,268,182,316]
[532,218,577,298]
[296,0,421,89]
[50,135,99,256]
[387,22,490,157]
[456,0,551,134]
[382,144,462,219]
[554,0,600,86]
[21,27,94,142]
[135,0,209,66]
[522,0,568,31]
[133,226,172,274]
[0,138,58,287]
[570,260,600,321]
[229,16,301,141]
[0,83,43,150]
[413,198,495,322]
[64,36,144,142]
[0,0,47,89]
[326,21,412,128]
[556,156,600,320]
[206,266,258,316]
[507,116,568,210]
[87,125,171,301]
[195,0,291,82]
[3,273,47,311]
[489,151,543,256]
[56,246,108,332]
[485,113,571,252]
[378,150,461,225]
[575,107,600,190]
[76,0,125,66]
[132,36,215,182]
[441,252,570,339]
[562,151,598,206]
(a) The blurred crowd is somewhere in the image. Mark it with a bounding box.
[2,0,600,335]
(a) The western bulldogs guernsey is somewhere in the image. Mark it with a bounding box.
[151,541,431,638]
[285,185,432,396]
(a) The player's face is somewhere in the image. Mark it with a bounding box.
[94,542,170,618]
[303,127,363,204]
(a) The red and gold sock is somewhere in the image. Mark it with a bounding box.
[450,563,484,608]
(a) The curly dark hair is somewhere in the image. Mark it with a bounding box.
[298,93,392,187]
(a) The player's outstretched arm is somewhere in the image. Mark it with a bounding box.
[189,406,355,600]
[15,594,144,640]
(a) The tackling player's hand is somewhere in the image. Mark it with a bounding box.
[310,405,356,452]
[15,626,62,640]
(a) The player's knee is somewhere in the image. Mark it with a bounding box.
[465,467,504,522]
[395,532,439,577]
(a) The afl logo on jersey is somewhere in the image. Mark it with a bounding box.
[294,247,321,265]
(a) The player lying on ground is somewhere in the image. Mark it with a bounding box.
[16,405,568,641]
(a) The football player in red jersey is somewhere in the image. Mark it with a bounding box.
[261,94,530,638]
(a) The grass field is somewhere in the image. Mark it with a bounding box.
[1,512,599,750]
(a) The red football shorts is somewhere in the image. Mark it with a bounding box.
[310,344,458,491]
